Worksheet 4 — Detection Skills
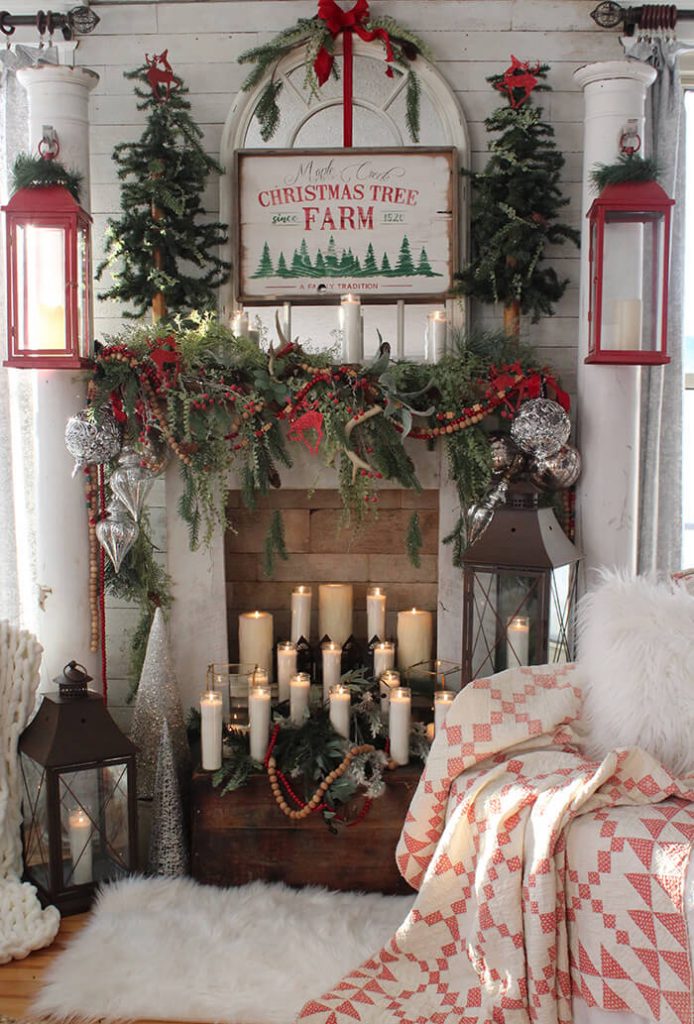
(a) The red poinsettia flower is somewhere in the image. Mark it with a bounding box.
[288,410,324,455]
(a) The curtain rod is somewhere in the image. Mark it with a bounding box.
[591,2,691,34]
[0,7,99,41]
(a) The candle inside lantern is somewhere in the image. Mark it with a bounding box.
[289,672,311,725]
[248,683,271,762]
[239,611,274,680]
[322,641,342,701]
[248,666,269,690]
[329,684,351,739]
[396,608,433,671]
[614,298,642,349]
[231,309,250,337]
[389,686,411,765]
[340,293,363,363]
[506,616,530,668]
[68,808,93,885]
[318,584,353,647]
[425,310,448,363]
[291,585,312,643]
[366,586,387,642]
[276,641,298,702]
[434,690,455,736]
[380,668,400,718]
[200,689,223,771]
[373,641,395,680]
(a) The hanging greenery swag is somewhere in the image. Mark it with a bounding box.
[237,4,430,142]
[91,314,569,657]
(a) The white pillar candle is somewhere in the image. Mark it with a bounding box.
[239,611,274,680]
[248,683,272,762]
[248,667,269,690]
[322,641,343,701]
[276,641,298,702]
[291,586,312,643]
[329,684,351,739]
[506,616,530,668]
[340,293,363,363]
[68,808,93,885]
[200,689,223,771]
[232,310,250,337]
[366,586,387,641]
[425,310,448,362]
[380,668,400,718]
[389,686,411,765]
[434,690,455,735]
[290,672,311,725]
[396,608,433,671]
[318,584,353,647]
[373,641,395,680]
[614,298,642,349]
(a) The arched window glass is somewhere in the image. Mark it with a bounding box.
[221,39,469,358]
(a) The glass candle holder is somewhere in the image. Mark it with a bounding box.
[289,672,311,725]
[389,686,411,765]
[329,684,351,739]
[379,668,400,718]
[433,690,455,736]
[322,641,342,701]
[248,683,271,762]
[248,666,270,690]
[373,641,395,680]
[200,689,223,771]
[276,641,298,702]
[506,616,530,668]
[290,586,312,644]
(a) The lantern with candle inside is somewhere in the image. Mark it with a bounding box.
[586,176,673,365]
[18,661,137,915]
[3,161,93,368]
[404,659,462,697]
[461,487,580,685]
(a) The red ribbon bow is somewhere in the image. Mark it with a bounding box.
[314,0,394,86]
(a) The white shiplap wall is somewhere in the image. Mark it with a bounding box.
[75,0,623,723]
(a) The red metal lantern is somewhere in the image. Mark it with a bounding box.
[586,179,674,365]
[3,184,93,368]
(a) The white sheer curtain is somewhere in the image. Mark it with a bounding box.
[0,73,39,631]
[628,40,691,572]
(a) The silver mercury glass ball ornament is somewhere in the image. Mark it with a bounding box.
[510,398,571,460]
[95,500,139,573]
[528,444,582,491]
[489,433,526,480]
[65,407,122,475]
[109,446,155,522]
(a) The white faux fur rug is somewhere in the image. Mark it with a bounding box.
[33,876,414,1024]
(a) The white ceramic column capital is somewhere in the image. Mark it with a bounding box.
[17,64,99,210]
[574,59,656,583]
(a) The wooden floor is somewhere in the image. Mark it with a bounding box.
[0,914,190,1023]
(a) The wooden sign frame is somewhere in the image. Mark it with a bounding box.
[234,147,458,305]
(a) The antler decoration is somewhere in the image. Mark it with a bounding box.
[344,404,383,478]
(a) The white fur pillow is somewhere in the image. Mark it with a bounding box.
[578,570,694,776]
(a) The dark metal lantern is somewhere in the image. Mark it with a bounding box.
[461,489,581,686]
[18,662,137,915]
[3,184,93,368]
[586,179,673,365]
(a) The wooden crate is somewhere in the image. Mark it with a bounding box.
[191,765,421,894]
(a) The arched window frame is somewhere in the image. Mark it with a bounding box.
[219,37,471,344]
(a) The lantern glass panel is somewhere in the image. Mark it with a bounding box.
[76,224,91,357]
[599,212,665,354]
[58,764,131,888]
[20,753,50,891]
[15,223,67,352]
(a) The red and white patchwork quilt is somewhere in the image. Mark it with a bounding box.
[298,664,694,1024]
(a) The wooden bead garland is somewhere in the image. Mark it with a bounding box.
[267,743,375,821]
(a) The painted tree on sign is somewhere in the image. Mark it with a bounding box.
[253,241,273,278]
[395,236,416,275]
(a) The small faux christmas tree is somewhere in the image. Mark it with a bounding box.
[455,57,580,337]
[97,52,229,320]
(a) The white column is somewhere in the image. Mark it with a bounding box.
[17,66,99,207]
[16,65,100,687]
[573,61,656,579]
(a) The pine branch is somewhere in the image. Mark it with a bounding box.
[590,154,659,191]
[406,511,423,568]
[405,71,421,144]
[262,508,288,578]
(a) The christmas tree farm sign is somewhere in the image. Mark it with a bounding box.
[235,148,457,303]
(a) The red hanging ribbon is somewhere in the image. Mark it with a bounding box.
[314,0,394,85]
[314,0,394,144]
